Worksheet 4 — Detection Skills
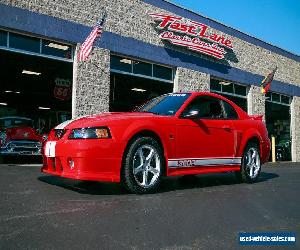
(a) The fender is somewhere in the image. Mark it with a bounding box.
[119,119,175,167]
[238,127,263,157]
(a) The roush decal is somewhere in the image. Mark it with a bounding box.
[149,13,234,60]
[168,157,242,168]
[169,93,187,97]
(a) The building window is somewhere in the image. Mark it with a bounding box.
[9,33,40,53]
[110,55,174,82]
[235,84,247,96]
[42,40,72,59]
[210,78,248,111]
[281,95,291,105]
[222,82,234,94]
[133,61,152,76]
[0,30,7,47]
[153,64,173,81]
[0,29,73,61]
[265,92,291,106]
[272,93,280,103]
[210,78,247,97]
[210,79,221,91]
[110,56,132,73]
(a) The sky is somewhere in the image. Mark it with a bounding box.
[169,0,300,56]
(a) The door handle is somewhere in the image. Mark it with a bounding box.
[222,125,232,131]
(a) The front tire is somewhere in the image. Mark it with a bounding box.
[236,142,261,183]
[121,137,164,194]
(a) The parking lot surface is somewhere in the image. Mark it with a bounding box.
[0,162,299,250]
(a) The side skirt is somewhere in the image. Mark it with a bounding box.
[167,157,241,176]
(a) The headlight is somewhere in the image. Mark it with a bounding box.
[0,131,6,145]
[54,129,66,139]
[68,127,111,139]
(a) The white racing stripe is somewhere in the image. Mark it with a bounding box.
[168,157,242,168]
[54,115,88,129]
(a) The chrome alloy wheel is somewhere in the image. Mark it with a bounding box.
[245,147,261,178]
[132,144,161,188]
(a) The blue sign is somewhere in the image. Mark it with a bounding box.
[239,232,296,246]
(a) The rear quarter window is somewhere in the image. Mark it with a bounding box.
[222,101,239,119]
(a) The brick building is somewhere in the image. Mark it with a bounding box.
[0,0,299,161]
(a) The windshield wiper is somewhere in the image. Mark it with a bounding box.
[137,111,160,115]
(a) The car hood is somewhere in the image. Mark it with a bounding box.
[56,112,161,129]
[4,126,42,141]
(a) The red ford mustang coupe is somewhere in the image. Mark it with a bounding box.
[42,92,270,194]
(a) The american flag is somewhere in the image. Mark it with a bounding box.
[77,15,106,62]
[260,67,277,94]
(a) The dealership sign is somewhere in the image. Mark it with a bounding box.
[54,78,72,101]
[149,13,233,59]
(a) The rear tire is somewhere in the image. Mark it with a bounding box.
[121,137,164,194]
[235,142,261,183]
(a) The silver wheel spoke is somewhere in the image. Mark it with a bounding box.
[149,167,159,175]
[137,148,145,165]
[133,164,144,175]
[252,151,257,164]
[247,151,252,165]
[146,149,154,162]
[142,170,148,186]
[132,144,161,188]
[250,165,254,177]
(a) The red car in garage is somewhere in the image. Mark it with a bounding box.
[42,92,270,194]
[0,116,43,156]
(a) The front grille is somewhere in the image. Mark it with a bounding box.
[8,140,41,148]
[49,157,64,172]
[2,140,41,155]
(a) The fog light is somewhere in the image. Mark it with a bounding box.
[68,158,74,170]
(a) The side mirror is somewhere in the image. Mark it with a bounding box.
[182,110,199,119]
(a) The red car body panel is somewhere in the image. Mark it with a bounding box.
[42,92,270,182]
[5,126,42,141]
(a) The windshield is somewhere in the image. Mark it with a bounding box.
[135,93,191,116]
[0,118,33,129]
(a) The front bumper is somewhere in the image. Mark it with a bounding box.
[41,138,125,183]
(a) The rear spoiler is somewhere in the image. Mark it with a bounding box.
[249,115,263,121]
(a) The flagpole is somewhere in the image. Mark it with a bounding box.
[77,9,107,63]
[260,66,277,94]
[73,9,107,118]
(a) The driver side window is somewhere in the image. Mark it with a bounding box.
[182,96,225,119]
